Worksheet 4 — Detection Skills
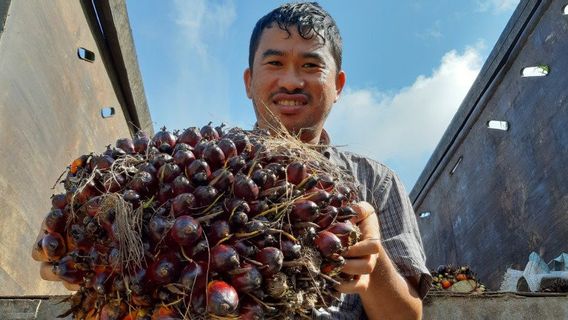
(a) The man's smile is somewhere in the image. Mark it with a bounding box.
[272,93,308,114]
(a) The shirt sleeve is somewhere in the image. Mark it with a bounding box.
[372,167,432,299]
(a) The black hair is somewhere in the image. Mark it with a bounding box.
[248,2,342,72]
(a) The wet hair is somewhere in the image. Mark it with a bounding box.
[248,2,342,72]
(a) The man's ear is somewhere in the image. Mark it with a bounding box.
[334,70,346,102]
[244,68,252,99]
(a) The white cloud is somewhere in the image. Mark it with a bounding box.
[153,0,237,129]
[476,0,520,14]
[174,0,236,62]
[326,45,484,187]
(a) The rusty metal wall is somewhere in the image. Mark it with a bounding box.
[0,2,134,295]
[412,0,568,289]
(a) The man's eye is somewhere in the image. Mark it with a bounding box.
[303,63,320,68]
[266,61,282,66]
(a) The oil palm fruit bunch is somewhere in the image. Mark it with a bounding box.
[33,123,361,319]
[431,265,485,293]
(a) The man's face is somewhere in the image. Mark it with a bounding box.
[244,25,345,142]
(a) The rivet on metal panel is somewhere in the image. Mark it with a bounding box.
[449,156,463,176]
[521,65,550,77]
[77,47,96,62]
[419,211,431,219]
[487,120,509,131]
[101,107,115,118]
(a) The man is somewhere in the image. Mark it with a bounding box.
[244,2,431,319]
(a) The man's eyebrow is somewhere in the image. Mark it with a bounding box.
[262,49,284,59]
[302,52,325,61]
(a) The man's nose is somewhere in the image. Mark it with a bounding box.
[278,67,305,92]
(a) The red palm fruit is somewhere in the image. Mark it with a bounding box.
[215,123,226,137]
[99,300,127,320]
[207,220,230,245]
[170,215,202,246]
[123,189,141,208]
[151,306,179,320]
[172,149,195,169]
[210,168,235,192]
[152,127,177,153]
[305,189,332,206]
[329,193,347,207]
[178,127,202,147]
[188,239,209,261]
[315,230,344,258]
[41,232,66,261]
[316,174,335,191]
[93,270,114,295]
[185,159,211,185]
[147,215,172,243]
[230,133,250,154]
[239,298,264,320]
[102,172,126,193]
[265,162,286,179]
[337,206,358,221]
[226,155,246,174]
[69,155,87,174]
[53,255,85,284]
[150,153,173,169]
[157,163,181,184]
[157,183,175,204]
[233,174,259,201]
[129,171,157,196]
[200,121,220,141]
[290,200,320,222]
[149,253,182,285]
[217,138,237,159]
[85,196,102,217]
[327,221,359,247]
[171,193,196,217]
[51,193,68,210]
[251,169,270,189]
[68,223,90,251]
[116,137,135,154]
[254,233,277,249]
[210,244,240,273]
[133,131,150,154]
[136,162,158,176]
[207,280,239,316]
[192,140,209,159]
[256,247,284,277]
[228,211,248,229]
[224,198,250,215]
[172,175,193,196]
[230,264,262,293]
[314,211,335,229]
[89,154,114,171]
[203,143,225,170]
[232,240,257,258]
[71,180,98,204]
[44,209,67,233]
[280,239,302,260]
[320,256,345,276]
[130,294,152,307]
[243,160,262,175]
[193,185,218,207]
[180,260,206,291]
[286,161,308,185]
[129,268,148,295]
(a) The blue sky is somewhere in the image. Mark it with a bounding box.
[126,0,519,191]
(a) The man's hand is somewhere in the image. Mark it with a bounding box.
[336,201,381,294]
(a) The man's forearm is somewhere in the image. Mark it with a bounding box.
[360,244,423,320]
